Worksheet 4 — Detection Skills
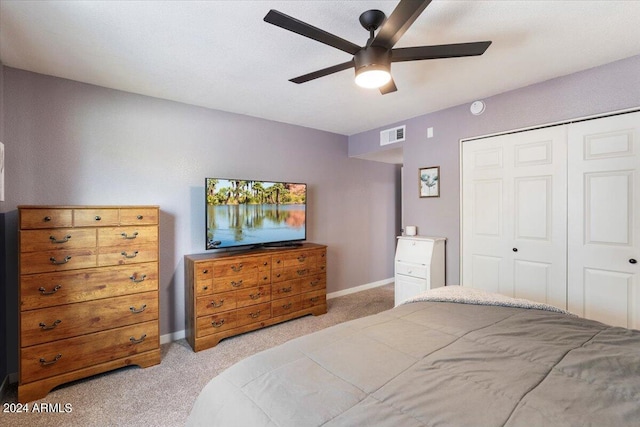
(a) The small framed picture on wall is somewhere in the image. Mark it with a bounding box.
[419,166,439,198]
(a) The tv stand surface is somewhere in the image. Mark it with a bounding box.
[184,243,327,352]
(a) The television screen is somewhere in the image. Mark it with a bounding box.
[205,178,307,250]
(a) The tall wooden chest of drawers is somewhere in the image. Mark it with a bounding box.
[185,243,327,352]
[18,205,161,402]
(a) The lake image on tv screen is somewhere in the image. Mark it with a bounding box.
[206,179,306,248]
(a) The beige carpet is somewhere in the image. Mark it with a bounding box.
[2,284,394,426]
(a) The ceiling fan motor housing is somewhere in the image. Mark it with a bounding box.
[354,46,391,74]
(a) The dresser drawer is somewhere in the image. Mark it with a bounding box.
[212,258,259,278]
[196,291,237,316]
[20,320,158,384]
[196,312,238,338]
[300,273,326,293]
[20,209,73,229]
[20,262,159,311]
[236,302,271,327]
[20,249,97,274]
[98,242,158,267]
[272,266,312,283]
[272,280,302,298]
[98,226,158,248]
[256,256,271,271]
[21,291,158,347]
[273,250,316,269]
[272,295,302,317]
[236,285,271,308]
[73,208,119,227]
[395,261,429,279]
[119,208,158,225]
[20,228,97,253]
[212,271,258,292]
[302,290,326,309]
[194,262,215,296]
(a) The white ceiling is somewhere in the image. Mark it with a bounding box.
[1,1,640,136]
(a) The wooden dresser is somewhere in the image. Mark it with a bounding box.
[18,205,161,403]
[185,243,327,352]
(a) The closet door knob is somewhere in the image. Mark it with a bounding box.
[630,259,637,264]
[512,248,518,252]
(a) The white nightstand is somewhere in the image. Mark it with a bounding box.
[394,236,446,306]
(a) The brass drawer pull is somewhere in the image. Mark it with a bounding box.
[249,311,261,319]
[121,231,139,240]
[310,297,320,303]
[282,303,292,310]
[121,251,139,259]
[49,235,71,244]
[297,269,308,276]
[230,280,243,288]
[310,280,319,287]
[249,292,262,300]
[39,354,62,366]
[129,304,147,314]
[50,256,71,265]
[38,284,62,295]
[129,274,147,283]
[43,216,52,222]
[129,334,147,344]
[39,319,62,330]
[231,264,244,272]
[297,255,306,262]
[137,215,144,220]
[281,287,292,293]
[211,319,225,328]
[211,299,224,308]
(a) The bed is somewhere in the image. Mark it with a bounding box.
[187,286,640,426]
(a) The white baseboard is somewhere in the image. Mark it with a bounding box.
[160,329,186,345]
[326,277,394,299]
[159,278,394,346]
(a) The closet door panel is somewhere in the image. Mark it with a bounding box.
[567,111,640,329]
[462,126,567,307]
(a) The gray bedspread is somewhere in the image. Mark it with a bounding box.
[187,289,640,426]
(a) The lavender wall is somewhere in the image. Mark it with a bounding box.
[349,54,640,285]
[1,67,400,374]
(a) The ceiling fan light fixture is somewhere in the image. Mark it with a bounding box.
[355,65,391,88]
[354,46,392,89]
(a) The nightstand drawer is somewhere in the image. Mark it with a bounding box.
[395,262,428,278]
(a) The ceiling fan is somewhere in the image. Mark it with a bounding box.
[264,0,491,94]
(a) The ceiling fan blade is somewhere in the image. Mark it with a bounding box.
[379,78,398,95]
[391,41,492,62]
[265,10,361,55]
[290,60,355,84]
[372,0,432,50]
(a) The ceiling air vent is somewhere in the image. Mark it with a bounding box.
[380,125,406,146]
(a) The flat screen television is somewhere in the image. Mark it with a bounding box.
[205,178,307,250]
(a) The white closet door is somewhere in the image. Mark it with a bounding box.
[567,111,640,329]
[462,126,567,308]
